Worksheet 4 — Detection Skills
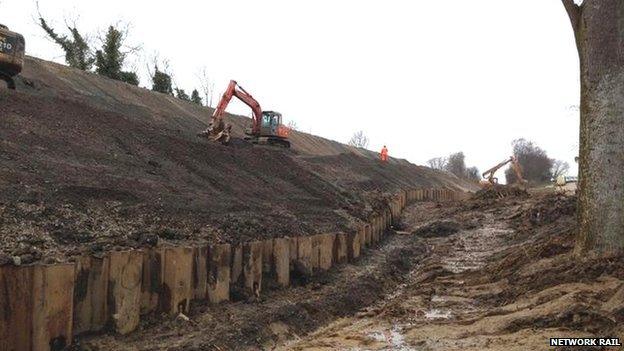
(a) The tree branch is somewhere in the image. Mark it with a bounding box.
[562,0,581,33]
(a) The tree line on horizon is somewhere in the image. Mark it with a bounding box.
[427,152,480,182]
[36,12,212,107]
[427,138,570,184]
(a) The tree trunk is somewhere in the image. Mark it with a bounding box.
[563,0,624,253]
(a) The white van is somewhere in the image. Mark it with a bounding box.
[556,175,578,186]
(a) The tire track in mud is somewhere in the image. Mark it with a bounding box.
[282,195,624,351]
[279,203,519,351]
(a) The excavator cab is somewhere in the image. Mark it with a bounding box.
[260,111,283,136]
[245,111,290,148]
[0,24,25,90]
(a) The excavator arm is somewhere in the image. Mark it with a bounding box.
[510,156,527,184]
[482,158,513,184]
[481,156,526,185]
[199,79,290,148]
[212,80,263,134]
[199,80,264,143]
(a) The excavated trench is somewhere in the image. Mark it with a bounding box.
[87,226,428,350]
[0,188,462,350]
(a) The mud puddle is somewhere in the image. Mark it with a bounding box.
[281,212,510,350]
[437,216,512,273]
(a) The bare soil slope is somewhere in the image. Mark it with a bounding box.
[14,57,407,159]
[0,57,474,263]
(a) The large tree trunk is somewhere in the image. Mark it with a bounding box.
[562,0,624,253]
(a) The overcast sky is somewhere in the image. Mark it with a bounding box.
[1,0,580,177]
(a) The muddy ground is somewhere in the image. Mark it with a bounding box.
[283,190,624,351]
[73,227,426,351]
[73,187,624,350]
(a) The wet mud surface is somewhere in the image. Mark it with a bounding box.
[278,190,624,351]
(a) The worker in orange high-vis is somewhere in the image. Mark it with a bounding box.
[380,145,389,162]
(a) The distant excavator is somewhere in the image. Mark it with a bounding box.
[198,80,290,148]
[0,24,25,90]
[480,156,527,187]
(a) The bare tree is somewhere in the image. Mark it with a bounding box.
[429,153,478,181]
[348,131,369,149]
[145,54,170,78]
[146,54,173,94]
[427,157,448,170]
[445,152,467,178]
[561,0,623,253]
[505,139,552,184]
[196,67,215,108]
[286,120,299,131]
[36,4,95,70]
[551,160,570,179]
[465,166,480,182]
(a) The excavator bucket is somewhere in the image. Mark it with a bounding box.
[213,129,231,144]
[198,119,231,145]
[200,80,290,148]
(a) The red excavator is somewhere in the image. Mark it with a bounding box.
[480,155,527,187]
[199,80,290,148]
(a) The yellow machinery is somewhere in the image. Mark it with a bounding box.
[0,24,25,89]
[480,156,526,187]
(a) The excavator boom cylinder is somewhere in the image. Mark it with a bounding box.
[200,80,290,148]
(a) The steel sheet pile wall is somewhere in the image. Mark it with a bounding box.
[0,187,459,349]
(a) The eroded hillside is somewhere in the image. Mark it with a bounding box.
[0,57,474,263]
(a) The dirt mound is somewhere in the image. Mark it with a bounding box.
[473,184,529,201]
[412,220,461,238]
[456,192,624,340]
[478,194,578,281]
[478,241,624,339]
[522,193,576,226]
